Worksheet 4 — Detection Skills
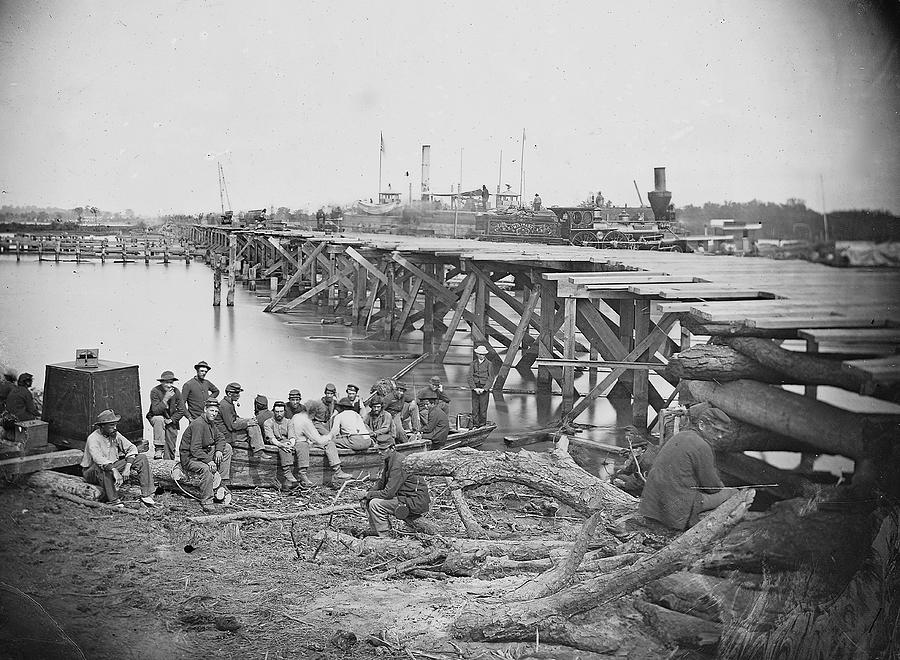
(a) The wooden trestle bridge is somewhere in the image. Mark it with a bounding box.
[187,225,900,432]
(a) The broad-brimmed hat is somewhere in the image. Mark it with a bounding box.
[193,361,212,371]
[335,396,355,410]
[157,370,178,382]
[474,345,489,355]
[94,409,121,425]
[254,394,268,406]
[225,382,243,392]
[288,388,301,397]
[204,398,220,408]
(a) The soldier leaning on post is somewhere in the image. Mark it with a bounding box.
[81,409,156,507]
[179,398,233,513]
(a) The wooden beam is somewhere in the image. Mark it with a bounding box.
[267,237,300,271]
[392,276,424,341]
[0,449,83,475]
[537,279,556,392]
[279,262,356,311]
[435,274,477,362]
[632,298,651,430]
[562,297,577,413]
[263,265,307,312]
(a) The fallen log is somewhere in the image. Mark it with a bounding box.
[633,599,722,650]
[694,495,876,588]
[483,552,644,577]
[448,485,495,539]
[188,502,362,524]
[705,417,818,455]
[403,448,637,517]
[718,506,900,659]
[644,571,785,629]
[450,490,754,650]
[684,379,897,466]
[25,470,102,500]
[665,345,786,383]
[51,490,147,516]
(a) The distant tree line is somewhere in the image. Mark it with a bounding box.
[677,199,900,242]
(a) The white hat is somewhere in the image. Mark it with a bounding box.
[474,345,489,355]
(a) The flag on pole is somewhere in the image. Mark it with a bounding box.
[380,132,385,154]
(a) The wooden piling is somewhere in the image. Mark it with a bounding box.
[226,233,236,306]
[631,299,651,430]
[213,257,222,306]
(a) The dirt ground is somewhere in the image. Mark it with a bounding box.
[0,477,656,660]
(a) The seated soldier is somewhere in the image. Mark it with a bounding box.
[290,401,353,481]
[255,394,274,427]
[639,404,738,531]
[359,431,430,537]
[81,409,156,507]
[331,397,373,451]
[218,382,265,454]
[284,389,304,419]
[419,391,449,446]
[382,381,419,442]
[363,396,394,445]
[416,376,450,427]
[345,384,362,414]
[180,398,234,513]
[263,400,307,489]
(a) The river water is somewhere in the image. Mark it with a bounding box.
[0,254,633,462]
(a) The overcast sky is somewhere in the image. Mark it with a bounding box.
[1,1,898,216]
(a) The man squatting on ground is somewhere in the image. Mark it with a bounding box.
[179,398,233,512]
[638,403,738,531]
[81,409,156,507]
[181,360,219,421]
[218,382,266,454]
[147,370,186,459]
[467,344,494,428]
[262,400,352,488]
[359,427,430,537]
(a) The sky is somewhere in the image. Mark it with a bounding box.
[1,1,898,216]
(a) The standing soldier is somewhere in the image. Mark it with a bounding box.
[467,345,494,428]
[181,361,220,421]
[147,370,186,459]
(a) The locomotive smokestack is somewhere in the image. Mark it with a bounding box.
[647,166,672,222]
[421,145,431,201]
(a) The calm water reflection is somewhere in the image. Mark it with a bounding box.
[1,255,636,457]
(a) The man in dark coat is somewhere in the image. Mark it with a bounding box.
[180,398,233,512]
[639,405,737,530]
[0,371,16,412]
[217,382,265,454]
[284,389,303,419]
[467,344,494,427]
[5,372,38,421]
[359,432,430,536]
[147,370,186,459]
[419,392,449,447]
[181,361,220,421]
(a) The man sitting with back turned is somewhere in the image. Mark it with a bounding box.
[81,409,156,507]
[180,398,233,513]
[181,361,220,421]
[218,382,266,455]
[290,400,354,482]
[331,397,373,451]
[359,431,430,537]
[147,370,186,459]
[639,404,738,531]
[254,394,273,427]
[419,391,449,446]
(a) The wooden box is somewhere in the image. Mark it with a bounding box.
[15,419,49,451]
[42,360,143,450]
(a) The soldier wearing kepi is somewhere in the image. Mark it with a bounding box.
[147,370,186,459]
[180,398,233,512]
[218,382,266,455]
[467,344,494,428]
[359,432,430,537]
[81,409,156,507]
[181,361,220,421]
[345,384,362,414]
[284,389,304,419]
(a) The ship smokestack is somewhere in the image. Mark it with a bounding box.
[647,166,672,222]
[421,145,431,201]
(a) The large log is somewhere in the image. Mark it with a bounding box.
[665,345,787,383]
[695,496,875,588]
[633,599,722,650]
[718,506,900,659]
[715,451,822,500]
[402,447,637,517]
[706,417,818,455]
[684,379,897,466]
[450,490,755,650]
